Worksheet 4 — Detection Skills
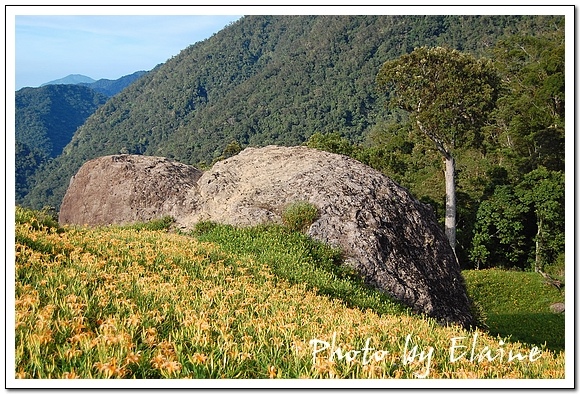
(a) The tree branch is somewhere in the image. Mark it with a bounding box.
[416,118,452,160]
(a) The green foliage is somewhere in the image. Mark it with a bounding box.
[222,140,243,158]
[544,253,565,278]
[376,46,502,153]
[15,141,49,203]
[463,269,565,352]
[15,85,108,205]
[306,132,359,157]
[370,25,564,269]
[281,202,319,233]
[515,167,565,271]
[471,167,564,271]
[208,140,244,166]
[306,131,411,186]
[16,84,108,159]
[488,26,565,175]
[470,185,531,269]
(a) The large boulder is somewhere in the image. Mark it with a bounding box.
[58,154,202,226]
[59,146,474,328]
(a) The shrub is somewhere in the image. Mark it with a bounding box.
[281,201,319,233]
[192,221,219,235]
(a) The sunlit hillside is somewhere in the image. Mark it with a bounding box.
[14,208,564,380]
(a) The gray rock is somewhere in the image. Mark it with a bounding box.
[59,146,474,328]
[549,302,565,314]
[59,154,202,226]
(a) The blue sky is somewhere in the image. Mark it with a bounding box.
[11,5,569,90]
[14,14,242,89]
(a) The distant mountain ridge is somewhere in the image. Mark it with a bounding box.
[39,71,148,97]
[41,74,95,86]
[78,71,148,97]
[16,84,109,158]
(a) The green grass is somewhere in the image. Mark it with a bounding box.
[463,269,565,352]
[281,201,319,233]
[190,222,409,317]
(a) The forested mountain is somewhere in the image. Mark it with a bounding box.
[20,15,565,271]
[15,71,149,202]
[16,84,108,158]
[15,84,108,202]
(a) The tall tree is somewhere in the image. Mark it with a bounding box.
[376,46,502,256]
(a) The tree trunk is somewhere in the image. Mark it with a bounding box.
[415,119,457,256]
[535,215,542,272]
[444,155,457,253]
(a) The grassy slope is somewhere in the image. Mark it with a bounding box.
[463,269,565,352]
[14,209,564,379]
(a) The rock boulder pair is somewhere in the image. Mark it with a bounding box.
[59,146,474,329]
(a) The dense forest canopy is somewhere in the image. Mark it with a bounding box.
[18,14,565,271]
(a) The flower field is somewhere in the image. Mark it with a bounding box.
[13,208,565,380]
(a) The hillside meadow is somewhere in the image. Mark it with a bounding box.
[13,208,565,382]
